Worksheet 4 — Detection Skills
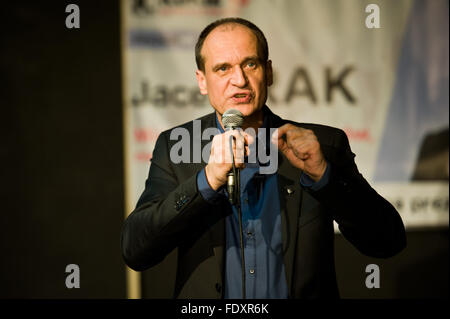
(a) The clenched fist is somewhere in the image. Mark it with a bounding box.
[205,130,254,190]
[272,124,327,182]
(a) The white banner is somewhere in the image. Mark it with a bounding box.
[122,0,449,228]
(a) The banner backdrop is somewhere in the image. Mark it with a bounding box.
[122,0,449,229]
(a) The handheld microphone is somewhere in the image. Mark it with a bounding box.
[222,108,246,299]
[222,109,244,205]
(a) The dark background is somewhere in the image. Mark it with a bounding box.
[1,1,448,299]
[1,1,126,298]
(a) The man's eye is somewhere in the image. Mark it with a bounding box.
[247,61,256,68]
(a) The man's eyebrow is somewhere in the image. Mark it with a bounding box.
[212,62,231,71]
[212,56,262,71]
[241,56,261,63]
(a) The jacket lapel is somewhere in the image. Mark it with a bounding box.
[202,107,306,295]
[265,106,304,295]
[277,153,303,296]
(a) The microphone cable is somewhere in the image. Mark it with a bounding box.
[229,134,246,299]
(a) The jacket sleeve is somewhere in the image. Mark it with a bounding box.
[308,128,407,258]
[120,131,227,271]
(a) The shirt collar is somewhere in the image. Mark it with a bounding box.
[214,106,269,133]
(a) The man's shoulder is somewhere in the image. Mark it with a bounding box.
[278,117,347,148]
[158,111,216,137]
[287,120,344,135]
[266,106,345,136]
[278,113,343,132]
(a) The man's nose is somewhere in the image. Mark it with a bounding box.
[230,66,247,87]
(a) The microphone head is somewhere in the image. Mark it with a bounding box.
[222,108,244,130]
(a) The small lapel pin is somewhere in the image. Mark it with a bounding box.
[286,187,294,195]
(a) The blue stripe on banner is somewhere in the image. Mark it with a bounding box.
[128,29,197,50]
[129,30,168,48]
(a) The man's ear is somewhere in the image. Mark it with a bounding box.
[196,70,208,95]
[266,60,273,87]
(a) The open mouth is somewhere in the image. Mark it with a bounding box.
[232,92,252,103]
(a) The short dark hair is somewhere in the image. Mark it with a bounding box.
[195,17,269,72]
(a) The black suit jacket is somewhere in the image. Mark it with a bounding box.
[121,106,406,298]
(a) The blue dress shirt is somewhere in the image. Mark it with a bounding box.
[197,114,330,298]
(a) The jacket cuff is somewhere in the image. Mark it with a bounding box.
[197,168,226,204]
[300,162,331,191]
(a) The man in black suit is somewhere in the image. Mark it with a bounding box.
[121,17,406,298]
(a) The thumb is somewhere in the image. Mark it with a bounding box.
[271,128,288,153]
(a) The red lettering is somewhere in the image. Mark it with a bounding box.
[343,127,372,141]
[134,128,160,143]
[135,152,152,162]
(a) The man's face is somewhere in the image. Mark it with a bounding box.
[196,24,273,118]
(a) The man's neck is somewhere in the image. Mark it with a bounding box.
[217,108,264,131]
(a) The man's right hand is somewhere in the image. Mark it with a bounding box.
[205,130,254,190]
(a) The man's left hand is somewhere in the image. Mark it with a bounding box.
[272,124,327,182]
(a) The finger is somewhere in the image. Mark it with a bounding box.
[274,135,289,154]
[229,129,247,142]
[288,139,313,158]
[229,130,247,167]
[271,128,288,150]
[242,131,255,146]
[277,139,293,159]
[295,139,319,155]
[245,145,250,157]
[207,139,214,164]
[284,147,305,169]
[292,147,309,160]
[273,126,301,151]
[210,133,227,164]
[209,135,219,164]
[234,134,245,164]
[274,124,294,140]
[224,133,234,164]
[221,131,243,164]
[271,127,281,145]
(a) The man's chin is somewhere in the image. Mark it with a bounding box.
[226,104,261,117]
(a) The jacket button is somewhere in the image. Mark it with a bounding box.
[215,283,222,293]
